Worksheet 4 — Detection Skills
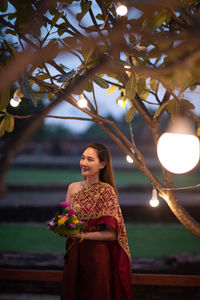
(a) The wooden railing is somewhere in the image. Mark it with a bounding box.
[0,268,200,287]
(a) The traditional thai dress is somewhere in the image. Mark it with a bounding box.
[61,182,132,300]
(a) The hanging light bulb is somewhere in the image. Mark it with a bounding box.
[117,92,126,108]
[149,188,159,208]
[126,155,134,163]
[10,95,21,107]
[77,94,87,108]
[116,3,128,16]
[124,65,131,75]
[157,116,200,174]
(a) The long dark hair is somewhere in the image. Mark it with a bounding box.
[83,143,117,195]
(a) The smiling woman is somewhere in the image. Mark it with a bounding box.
[60,143,133,300]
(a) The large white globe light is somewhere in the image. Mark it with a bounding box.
[157,132,200,174]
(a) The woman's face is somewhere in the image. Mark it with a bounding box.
[80,147,105,179]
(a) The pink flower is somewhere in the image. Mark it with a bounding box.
[68,223,76,228]
[68,209,76,215]
[60,202,70,208]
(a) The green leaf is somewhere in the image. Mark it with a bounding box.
[151,13,168,28]
[150,79,158,92]
[81,48,93,64]
[107,85,118,95]
[57,23,69,36]
[93,76,109,89]
[0,118,6,136]
[166,99,176,114]
[129,33,136,44]
[0,0,8,12]
[36,74,50,81]
[96,14,104,21]
[154,100,170,119]
[181,99,195,110]
[197,123,200,137]
[76,1,92,22]
[0,90,10,110]
[5,116,14,133]
[137,78,146,96]
[125,106,136,123]
[126,74,137,99]
[57,70,76,82]
[51,11,64,28]
[85,81,93,92]
[18,75,37,107]
[5,29,17,36]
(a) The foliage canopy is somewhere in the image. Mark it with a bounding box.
[0,0,200,237]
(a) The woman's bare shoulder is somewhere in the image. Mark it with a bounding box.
[68,181,84,196]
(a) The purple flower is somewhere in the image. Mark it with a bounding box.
[68,209,76,215]
[60,202,70,208]
[48,218,57,229]
[68,223,76,228]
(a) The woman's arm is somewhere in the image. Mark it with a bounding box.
[72,226,117,241]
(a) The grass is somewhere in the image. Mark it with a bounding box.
[5,168,200,188]
[0,223,200,258]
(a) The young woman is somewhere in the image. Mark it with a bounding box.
[61,143,132,300]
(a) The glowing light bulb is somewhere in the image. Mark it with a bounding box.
[10,95,21,107]
[157,117,200,174]
[126,155,134,163]
[77,94,87,108]
[116,4,128,16]
[149,188,159,208]
[124,65,131,75]
[118,99,124,108]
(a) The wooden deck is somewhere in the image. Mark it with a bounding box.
[0,268,200,287]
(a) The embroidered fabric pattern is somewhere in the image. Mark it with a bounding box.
[70,182,131,261]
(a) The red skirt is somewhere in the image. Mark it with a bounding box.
[61,239,130,300]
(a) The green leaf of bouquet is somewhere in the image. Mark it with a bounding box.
[67,214,74,223]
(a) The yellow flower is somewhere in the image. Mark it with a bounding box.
[58,215,69,225]
[72,215,79,224]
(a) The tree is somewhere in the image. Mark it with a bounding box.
[0,0,200,237]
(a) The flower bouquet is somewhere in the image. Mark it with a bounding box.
[47,202,84,236]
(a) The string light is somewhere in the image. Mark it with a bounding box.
[149,188,159,208]
[117,91,126,108]
[124,65,131,75]
[116,3,128,16]
[157,116,200,174]
[10,88,23,108]
[77,94,87,108]
[126,155,134,163]
[10,95,21,107]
